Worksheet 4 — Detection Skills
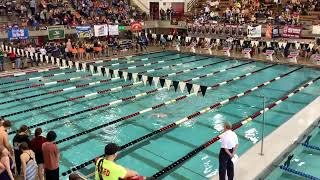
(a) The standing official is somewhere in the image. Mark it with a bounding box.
[219,121,238,180]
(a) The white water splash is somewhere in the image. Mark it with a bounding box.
[201,155,218,178]
[298,162,305,166]
[293,158,300,162]
[244,128,259,144]
[212,114,225,132]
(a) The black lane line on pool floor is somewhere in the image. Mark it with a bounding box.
[0,56,211,105]
[152,76,320,178]
[60,65,294,176]
[54,64,276,145]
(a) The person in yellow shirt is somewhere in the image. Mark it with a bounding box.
[95,143,140,180]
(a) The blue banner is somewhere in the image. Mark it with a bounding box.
[8,28,29,40]
[76,26,92,38]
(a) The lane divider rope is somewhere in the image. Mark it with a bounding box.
[0,77,119,105]
[280,165,320,180]
[3,78,143,119]
[99,54,193,72]
[60,64,287,176]
[0,66,66,78]
[0,68,78,86]
[0,73,97,93]
[302,143,320,151]
[152,75,319,178]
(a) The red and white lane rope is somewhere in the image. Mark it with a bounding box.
[100,54,193,72]
[170,61,253,80]
[0,73,99,93]
[0,69,79,86]
[152,75,320,178]
[0,66,66,78]
[92,56,214,75]
[0,76,121,105]
[86,51,174,67]
[3,77,145,118]
[59,64,286,176]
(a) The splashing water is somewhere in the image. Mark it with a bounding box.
[201,155,217,178]
[212,114,225,132]
[244,128,259,144]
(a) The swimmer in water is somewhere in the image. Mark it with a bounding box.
[151,113,168,118]
[170,66,177,71]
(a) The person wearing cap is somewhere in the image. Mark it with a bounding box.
[219,121,238,180]
[95,143,140,180]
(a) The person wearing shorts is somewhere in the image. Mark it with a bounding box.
[42,131,59,180]
[30,128,46,180]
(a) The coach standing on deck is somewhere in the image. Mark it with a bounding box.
[219,121,238,180]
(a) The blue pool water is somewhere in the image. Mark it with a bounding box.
[266,125,320,179]
[1,51,320,179]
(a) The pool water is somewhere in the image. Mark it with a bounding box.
[266,127,320,179]
[1,51,320,179]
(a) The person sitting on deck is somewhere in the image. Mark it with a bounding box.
[95,143,142,180]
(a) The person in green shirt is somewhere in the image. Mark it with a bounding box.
[95,143,140,180]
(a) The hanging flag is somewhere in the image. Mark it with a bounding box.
[153,77,159,87]
[193,84,200,95]
[200,86,208,96]
[104,68,109,77]
[90,65,95,73]
[147,77,153,86]
[132,73,138,82]
[128,73,133,81]
[142,75,148,85]
[97,66,103,76]
[165,79,172,90]
[48,26,65,40]
[123,71,128,81]
[179,82,186,93]
[160,79,165,87]
[186,83,193,94]
[114,69,119,77]
[172,81,179,92]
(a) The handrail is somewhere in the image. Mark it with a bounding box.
[187,0,197,12]
[131,0,148,13]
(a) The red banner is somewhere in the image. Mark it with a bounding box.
[282,26,302,38]
[130,22,142,31]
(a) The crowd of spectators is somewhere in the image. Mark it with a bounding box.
[0,0,145,29]
[192,0,320,25]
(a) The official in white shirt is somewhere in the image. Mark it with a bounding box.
[219,121,238,180]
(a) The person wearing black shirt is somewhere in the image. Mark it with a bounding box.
[12,125,31,175]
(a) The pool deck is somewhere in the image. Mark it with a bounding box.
[231,96,320,180]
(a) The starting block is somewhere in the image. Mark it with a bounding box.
[223,47,231,57]
[242,48,252,59]
[264,50,274,61]
[288,51,299,63]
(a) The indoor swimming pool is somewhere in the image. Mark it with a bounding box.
[1,51,320,179]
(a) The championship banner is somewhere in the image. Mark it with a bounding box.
[8,28,29,40]
[108,25,119,36]
[312,25,320,35]
[48,26,65,40]
[76,26,92,38]
[130,22,142,31]
[282,26,301,38]
[247,25,262,38]
[94,24,108,37]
